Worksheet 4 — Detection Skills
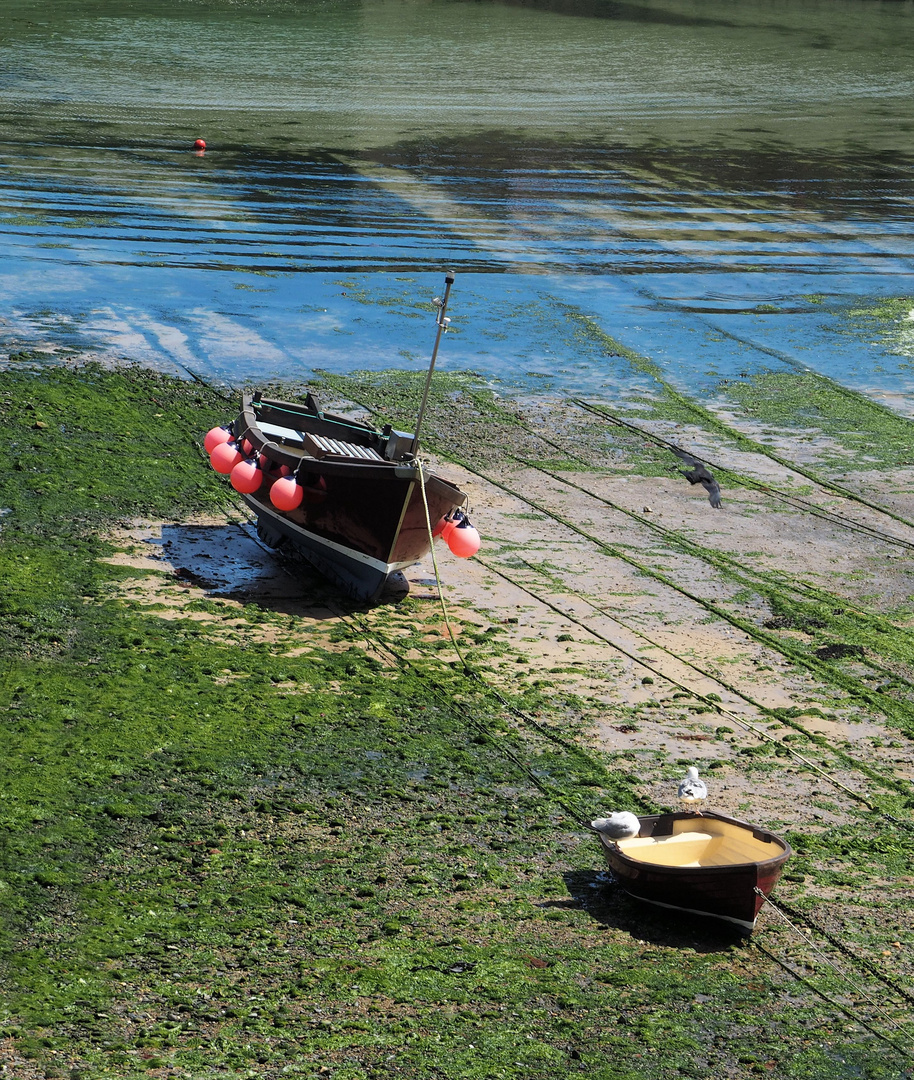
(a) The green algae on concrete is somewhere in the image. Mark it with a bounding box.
[719,368,914,471]
[839,297,914,359]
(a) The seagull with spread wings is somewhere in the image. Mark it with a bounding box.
[672,447,722,509]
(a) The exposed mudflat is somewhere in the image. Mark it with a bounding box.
[104,392,914,843]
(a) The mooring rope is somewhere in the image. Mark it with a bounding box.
[506,447,914,654]
[409,458,598,828]
[754,890,914,1058]
[435,446,914,802]
[761,893,914,1009]
[574,401,914,540]
[409,461,876,826]
[415,458,470,675]
[473,550,878,810]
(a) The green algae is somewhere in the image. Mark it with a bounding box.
[558,311,914,491]
[839,297,914,359]
[719,368,914,471]
[0,364,911,1079]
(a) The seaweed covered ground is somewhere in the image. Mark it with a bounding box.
[1,359,914,1079]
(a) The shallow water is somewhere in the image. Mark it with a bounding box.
[1,0,913,402]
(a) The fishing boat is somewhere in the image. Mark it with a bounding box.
[595,811,792,933]
[203,273,475,602]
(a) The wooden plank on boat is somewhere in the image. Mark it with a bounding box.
[302,432,385,462]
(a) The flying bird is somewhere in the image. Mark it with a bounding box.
[591,811,641,839]
[677,766,708,812]
[671,448,722,509]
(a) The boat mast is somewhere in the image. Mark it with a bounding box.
[411,271,455,454]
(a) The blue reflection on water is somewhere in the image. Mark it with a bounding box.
[1,0,913,407]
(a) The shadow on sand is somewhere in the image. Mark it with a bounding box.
[148,522,409,617]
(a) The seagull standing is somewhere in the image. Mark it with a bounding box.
[591,811,641,839]
[677,766,708,813]
[672,448,722,509]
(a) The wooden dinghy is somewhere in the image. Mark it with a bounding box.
[595,811,792,933]
[203,272,477,602]
[226,391,468,601]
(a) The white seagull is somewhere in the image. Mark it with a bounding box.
[677,766,708,812]
[591,811,641,839]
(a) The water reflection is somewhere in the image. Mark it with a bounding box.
[0,0,913,398]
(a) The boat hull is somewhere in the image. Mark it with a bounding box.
[243,470,459,601]
[231,394,467,601]
[596,811,792,933]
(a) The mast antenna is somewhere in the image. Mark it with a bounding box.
[411,271,455,454]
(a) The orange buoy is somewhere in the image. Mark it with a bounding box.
[440,514,460,544]
[270,476,303,511]
[230,458,263,494]
[432,516,448,538]
[241,438,254,457]
[210,440,243,474]
[204,425,232,454]
[447,517,481,558]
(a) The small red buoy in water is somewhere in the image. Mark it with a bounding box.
[270,476,303,511]
[210,440,243,474]
[230,458,263,494]
[447,517,481,558]
[194,138,206,150]
[204,425,232,454]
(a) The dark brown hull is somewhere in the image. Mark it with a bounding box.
[231,393,467,601]
[597,812,792,933]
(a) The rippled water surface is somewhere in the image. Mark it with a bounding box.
[1,0,913,400]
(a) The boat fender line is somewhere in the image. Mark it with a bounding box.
[235,422,253,445]
[416,458,471,677]
[259,437,283,459]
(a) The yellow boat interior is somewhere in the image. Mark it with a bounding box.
[617,816,784,869]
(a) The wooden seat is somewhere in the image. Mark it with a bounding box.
[618,830,775,868]
[301,432,385,462]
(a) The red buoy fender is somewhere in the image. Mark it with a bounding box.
[210,440,243,474]
[447,519,481,558]
[270,476,304,511]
